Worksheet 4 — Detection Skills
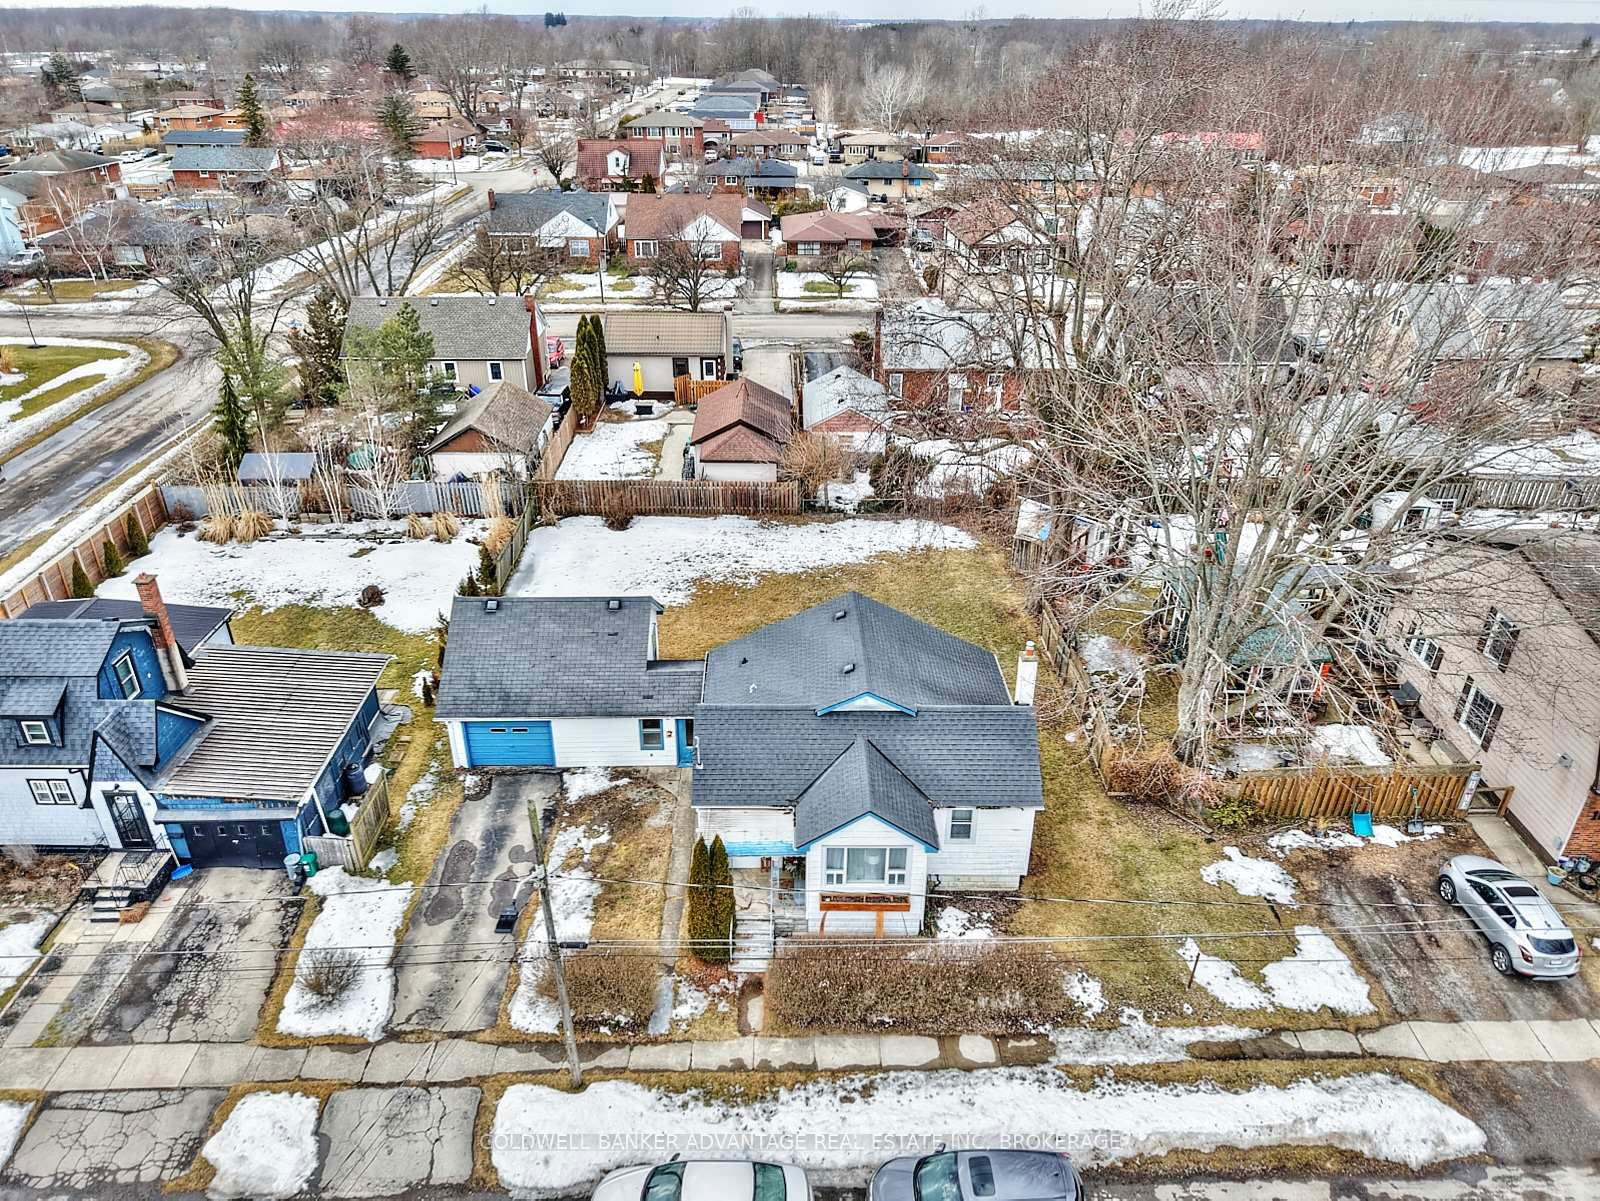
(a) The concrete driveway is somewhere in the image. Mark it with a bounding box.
[739,241,776,313]
[1298,827,1600,1023]
[389,773,556,1033]
[90,869,297,1045]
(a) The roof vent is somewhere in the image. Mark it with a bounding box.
[376,299,388,307]
[842,662,856,674]
[607,598,621,610]
[487,297,496,305]
[429,298,439,306]
[484,598,499,612]
[833,609,847,621]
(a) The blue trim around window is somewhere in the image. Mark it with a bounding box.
[814,691,918,718]
[795,810,938,854]
[639,718,665,751]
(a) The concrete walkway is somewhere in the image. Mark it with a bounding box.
[654,408,694,481]
[1469,811,1600,925]
[9,1017,1600,1095]
[646,771,698,1034]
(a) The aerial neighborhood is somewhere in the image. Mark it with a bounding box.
[2,5,1600,1200]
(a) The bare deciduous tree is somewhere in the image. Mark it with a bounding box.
[645,238,728,313]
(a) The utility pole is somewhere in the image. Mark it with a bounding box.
[527,800,582,1088]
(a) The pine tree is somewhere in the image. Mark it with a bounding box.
[476,543,500,595]
[42,52,83,103]
[213,372,252,471]
[236,74,269,147]
[124,512,150,559]
[384,43,416,82]
[687,837,713,957]
[704,836,733,964]
[376,91,424,158]
[459,571,481,597]
[101,539,125,578]
[287,286,346,407]
[69,558,94,599]
[569,315,595,425]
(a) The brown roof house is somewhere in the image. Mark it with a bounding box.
[602,310,734,397]
[689,377,794,482]
[779,210,879,266]
[576,138,668,190]
[624,193,744,269]
[425,380,555,480]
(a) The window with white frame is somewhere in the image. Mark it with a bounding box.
[439,362,457,381]
[1455,676,1503,750]
[633,239,658,258]
[489,362,503,381]
[985,372,1005,403]
[1479,609,1520,670]
[949,809,974,841]
[887,372,904,398]
[1407,629,1443,673]
[20,720,50,745]
[946,372,968,413]
[823,846,908,885]
[568,238,588,257]
[29,779,73,805]
[798,241,821,256]
[111,652,141,700]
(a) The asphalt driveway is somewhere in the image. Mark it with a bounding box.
[90,869,297,1044]
[389,773,556,1033]
[1295,827,1600,1023]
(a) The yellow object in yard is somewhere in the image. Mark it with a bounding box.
[632,361,644,396]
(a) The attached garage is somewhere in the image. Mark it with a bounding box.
[464,720,555,767]
[180,819,288,869]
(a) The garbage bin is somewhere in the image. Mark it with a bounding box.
[326,809,350,837]
[300,850,319,878]
[283,853,308,888]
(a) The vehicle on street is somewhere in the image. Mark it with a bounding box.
[483,139,511,154]
[592,1159,811,1201]
[119,148,145,163]
[538,366,570,408]
[810,150,827,166]
[4,247,44,273]
[1437,854,1581,978]
[732,336,744,374]
[871,1149,1083,1201]
[705,148,720,162]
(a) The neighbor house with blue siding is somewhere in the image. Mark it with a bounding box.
[2,574,390,876]
[435,591,1042,937]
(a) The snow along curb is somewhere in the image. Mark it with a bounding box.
[0,337,149,457]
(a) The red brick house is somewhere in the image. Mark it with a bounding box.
[921,131,966,164]
[623,193,743,268]
[731,129,808,160]
[624,111,705,161]
[576,137,669,190]
[414,119,479,160]
[874,300,1059,417]
[160,104,225,132]
[778,209,879,265]
[170,146,284,192]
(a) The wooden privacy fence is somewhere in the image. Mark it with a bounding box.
[1223,762,1480,820]
[1431,473,1600,513]
[0,486,167,620]
[674,376,726,406]
[533,478,803,517]
[533,406,580,482]
[303,768,391,871]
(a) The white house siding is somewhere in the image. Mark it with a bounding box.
[0,768,107,847]
[103,780,174,855]
[695,806,795,865]
[698,460,778,484]
[550,716,688,768]
[803,815,928,936]
[429,451,535,480]
[926,806,1036,890]
[608,354,724,395]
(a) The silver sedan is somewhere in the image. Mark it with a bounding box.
[1436,854,1581,979]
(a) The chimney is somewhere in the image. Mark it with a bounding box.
[135,572,189,692]
[1014,641,1037,707]
[486,188,496,209]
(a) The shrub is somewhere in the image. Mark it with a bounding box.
[0,346,17,374]
[766,941,1081,1033]
[1108,746,1221,817]
[358,583,385,608]
[197,514,234,544]
[101,539,125,578]
[1206,792,1261,830]
[599,489,633,532]
[234,509,272,542]
[69,559,94,598]
[922,265,940,293]
[687,836,715,959]
[705,835,733,964]
[559,950,657,1030]
[297,947,361,1006]
[476,543,500,595]
[405,514,431,539]
[124,512,150,558]
[433,510,461,541]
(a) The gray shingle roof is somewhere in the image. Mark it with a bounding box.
[845,160,938,181]
[792,737,940,848]
[238,452,316,482]
[691,705,1043,811]
[487,190,612,237]
[19,600,232,656]
[692,95,760,117]
[426,380,550,455]
[170,145,281,174]
[163,129,246,147]
[345,296,534,363]
[702,592,1011,711]
[0,620,148,770]
[0,678,66,718]
[434,596,705,719]
[0,619,119,678]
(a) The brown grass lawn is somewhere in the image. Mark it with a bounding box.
[567,773,676,945]
[5,279,141,305]
[659,542,1364,1031]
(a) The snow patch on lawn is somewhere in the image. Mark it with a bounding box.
[509,515,975,604]
[0,1102,30,1180]
[0,912,54,996]
[934,907,994,940]
[1269,823,1443,855]
[277,868,411,1041]
[1306,723,1392,767]
[397,764,442,832]
[777,272,881,301]
[0,337,146,456]
[1201,847,1299,905]
[1079,633,1143,678]
[1180,927,1374,1015]
[670,974,736,1027]
[1048,1007,1257,1065]
[201,1091,320,1199]
[563,768,617,805]
[492,1070,1484,1196]
[99,523,481,633]
[557,418,668,480]
[1063,970,1107,1019]
[907,438,1033,499]
[509,824,610,1033]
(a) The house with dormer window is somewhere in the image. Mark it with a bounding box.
[576,137,668,190]
[2,575,390,888]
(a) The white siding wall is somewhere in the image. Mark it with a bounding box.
[549,716,686,768]
[695,806,795,845]
[803,815,927,936]
[429,451,534,480]
[926,806,1036,888]
[446,721,467,768]
[699,460,778,483]
[0,768,107,847]
[107,780,173,854]
[608,353,724,394]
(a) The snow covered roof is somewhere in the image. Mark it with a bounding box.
[803,365,889,430]
[878,300,1063,371]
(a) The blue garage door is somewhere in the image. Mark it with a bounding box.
[464,721,555,766]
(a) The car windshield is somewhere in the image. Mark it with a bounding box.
[914,1153,962,1201]
[752,1163,786,1201]
[1531,936,1576,955]
[642,1163,683,1201]
[1471,869,1521,882]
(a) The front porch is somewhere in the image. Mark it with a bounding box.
[82,848,177,921]
[730,857,806,973]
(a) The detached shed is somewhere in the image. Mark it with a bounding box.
[237,452,317,483]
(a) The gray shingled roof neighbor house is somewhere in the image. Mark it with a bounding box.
[691,593,1042,837]
[434,596,705,719]
[345,297,534,363]
[170,145,282,175]
[20,599,232,655]
[487,190,612,237]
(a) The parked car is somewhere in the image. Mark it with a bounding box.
[119,148,146,163]
[705,148,720,163]
[1437,854,1581,978]
[482,140,511,154]
[809,150,827,166]
[872,1150,1083,1201]
[537,366,570,409]
[592,1159,811,1201]
[910,229,936,252]
[546,334,566,369]
[4,247,44,274]
[731,337,744,375]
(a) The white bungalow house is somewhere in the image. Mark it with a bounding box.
[433,591,1042,937]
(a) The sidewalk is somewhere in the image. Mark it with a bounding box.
[9,1016,1600,1094]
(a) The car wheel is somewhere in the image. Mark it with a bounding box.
[1490,943,1515,976]
[1436,875,1457,905]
